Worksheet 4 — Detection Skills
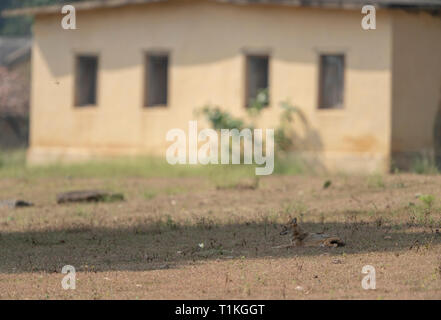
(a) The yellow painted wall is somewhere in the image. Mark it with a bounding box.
[29,0,394,173]
[391,10,441,168]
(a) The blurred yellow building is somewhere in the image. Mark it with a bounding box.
[5,0,441,173]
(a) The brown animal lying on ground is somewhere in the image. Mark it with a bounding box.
[273,217,345,248]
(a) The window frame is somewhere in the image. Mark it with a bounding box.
[317,53,345,110]
[244,53,270,109]
[73,54,99,108]
[144,51,170,108]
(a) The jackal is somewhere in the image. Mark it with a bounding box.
[274,218,345,248]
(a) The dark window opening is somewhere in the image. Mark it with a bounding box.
[318,54,344,109]
[75,55,98,107]
[145,54,168,107]
[246,55,269,108]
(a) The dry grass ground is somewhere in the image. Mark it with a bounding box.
[1,165,441,299]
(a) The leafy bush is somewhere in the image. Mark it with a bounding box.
[198,96,300,156]
[419,194,435,208]
[408,194,437,226]
[198,106,244,131]
[247,88,268,118]
[275,100,299,152]
[411,155,439,175]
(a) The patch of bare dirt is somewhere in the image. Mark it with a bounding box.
[1,174,441,299]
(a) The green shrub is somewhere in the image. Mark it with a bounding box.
[419,194,435,208]
[411,155,439,175]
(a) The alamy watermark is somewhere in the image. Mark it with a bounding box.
[166,121,274,175]
[361,5,376,30]
[61,265,76,290]
[361,265,376,290]
[61,4,376,30]
[61,5,76,30]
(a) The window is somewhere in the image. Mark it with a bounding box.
[75,55,98,107]
[246,55,269,108]
[145,53,169,107]
[318,54,345,109]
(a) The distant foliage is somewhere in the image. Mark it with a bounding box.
[0,0,86,35]
[0,67,29,116]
